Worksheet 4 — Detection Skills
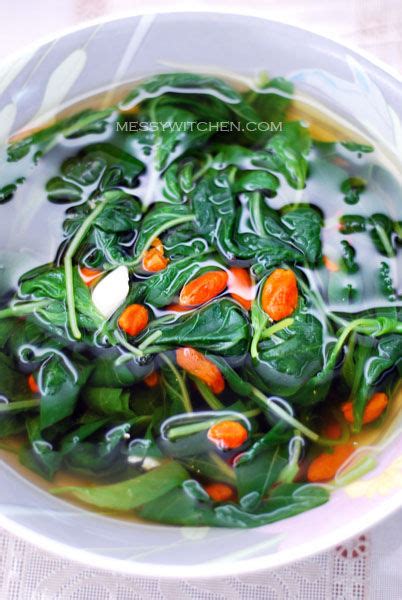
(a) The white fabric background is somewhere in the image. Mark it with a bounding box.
[0,1,401,598]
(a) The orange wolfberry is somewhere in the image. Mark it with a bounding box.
[323,255,340,272]
[142,248,169,272]
[341,392,388,425]
[151,237,164,254]
[79,266,103,287]
[179,271,228,307]
[118,304,149,337]
[261,268,298,321]
[228,267,255,310]
[142,238,169,272]
[307,443,355,482]
[207,420,248,450]
[28,374,40,394]
[204,482,235,502]
[176,347,225,394]
[144,371,159,388]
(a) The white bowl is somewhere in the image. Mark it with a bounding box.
[0,11,401,578]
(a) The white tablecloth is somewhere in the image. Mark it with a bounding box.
[0,1,401,598]
[0,510,400,599]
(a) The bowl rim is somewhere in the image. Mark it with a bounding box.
[1,489,402,578]
[0,7,401,579]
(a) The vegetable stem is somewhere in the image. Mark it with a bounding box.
[373,223,394,258]
[332,454,377,488]
[0,399,40,413]
[191,377,224,411]
[64,198,110,339]
[323,317,401,378]
[160,353,192,413]
[127,215,196,267]
[0,300,47,320]
[114,331,144,357]
[261,318,294,339]
[250,313,268,359]
[278,430,303,483]
[166,409,260,441]
[251,388,319,442]
[138,330,163,351]
[208,452,236,483]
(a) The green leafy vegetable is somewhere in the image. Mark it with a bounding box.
[0,71,400,529]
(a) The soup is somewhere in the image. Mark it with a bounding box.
[0,73,400,527]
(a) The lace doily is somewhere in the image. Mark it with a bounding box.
[0,527,371,600]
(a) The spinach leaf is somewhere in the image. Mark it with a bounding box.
[340,212,398,256]
[235,444,288,499]
[251,310,325,401]
[63,192,142,236]
[0,352,30,401]
[61,143,144,188]
[4,109,116,201]
[245,76,293,129]
[62,422,133,478]
[19,416,63,480]
[89,351,153,387]
[46,178,83,204]
[351,334,402,431]
[138,481,328,527]
[341,176,366,205]
[38,353,92,429]
[7,109,115,164]
[142,299,250,356]
[254,122,311,189]
[340,240,359,274]
[160,354,192,414]
[83,387,133,417]
[123,73,259,123]
[191,172,237,260]
[233,170,280,193]
[162,223,210,259]
[245,193,321,267]
[281,206,323,264]
[378,262,397,302]
[53,460,188,510]
[18,265,103,335]
[133,202,194,260]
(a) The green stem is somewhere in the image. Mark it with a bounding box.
[126,215,196,267]
[193,154,213,181]
[331,454,377,488]
[374,224,394,258]
[261,318,294,339]
[208,452,236,483]
[249,192,267,238]
[191,377,224,411]
[160,353,192,413]
[114,331,143,357]
[0,399,40,413]
[251,387,319,442]
[278,430,303,483]
[250,312,268,359]
[64,198,110,340]
[297,275,348,331]
[114,353,137,367]
[138,330,162,351]
[0,300,48,320]
[167,408,260,441]
[142,344,171,355]
[321,318,389,378]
